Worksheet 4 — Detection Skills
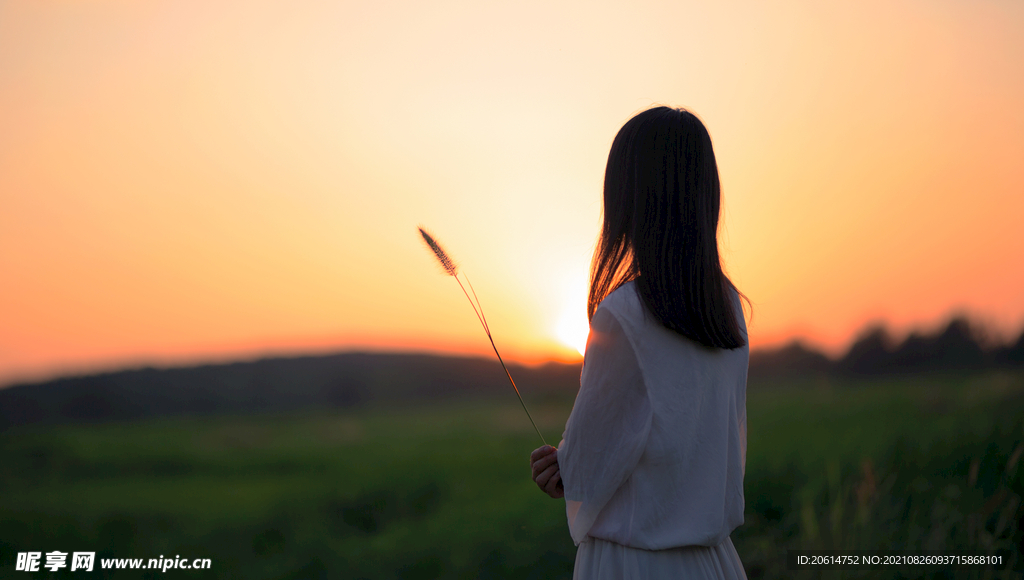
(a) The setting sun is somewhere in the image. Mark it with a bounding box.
[556,308,590,357]
[553,272,591,357]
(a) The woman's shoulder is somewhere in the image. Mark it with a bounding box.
[595,281,645,328]
[599,280,748,350]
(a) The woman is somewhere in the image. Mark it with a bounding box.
[531,106,750,579]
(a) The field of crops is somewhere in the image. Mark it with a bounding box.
[2,370,1022,579]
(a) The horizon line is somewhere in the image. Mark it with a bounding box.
[4,311,1022,389]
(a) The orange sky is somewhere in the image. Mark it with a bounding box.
[2,0,1022,386]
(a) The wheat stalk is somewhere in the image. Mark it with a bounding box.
[418,226,547,446]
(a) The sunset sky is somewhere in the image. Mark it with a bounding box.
[2,0,1022,385]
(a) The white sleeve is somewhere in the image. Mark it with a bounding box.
[558,305,652,546]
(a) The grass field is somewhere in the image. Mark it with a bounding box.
[1,370,1022,579]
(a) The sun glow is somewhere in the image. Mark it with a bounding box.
[556,308,590,357]
[553,272,591,357]
[2,0,1023,384]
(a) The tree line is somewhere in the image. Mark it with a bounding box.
[749,315,1024,378]
[1,315,1022,430]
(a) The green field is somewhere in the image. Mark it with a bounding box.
[2,371,1022,579]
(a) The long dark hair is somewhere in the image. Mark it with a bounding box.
[588,106,748,349]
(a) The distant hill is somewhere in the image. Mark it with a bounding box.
[3,315,1022,430]
[0,353,581,432]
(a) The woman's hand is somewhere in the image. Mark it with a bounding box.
[530,445,564,499]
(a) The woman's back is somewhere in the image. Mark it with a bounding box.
[560,280,748,551]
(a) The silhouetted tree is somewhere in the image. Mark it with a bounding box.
[839,324,895,375]
[748,340,833,378]
[996,328,1024,366]
[931,316,988,369]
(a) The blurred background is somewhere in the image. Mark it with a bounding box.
[1,0,1022,578]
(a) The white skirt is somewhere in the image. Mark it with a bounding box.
[573,536,748,580]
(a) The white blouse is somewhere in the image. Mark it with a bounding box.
[559,280,748,550]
